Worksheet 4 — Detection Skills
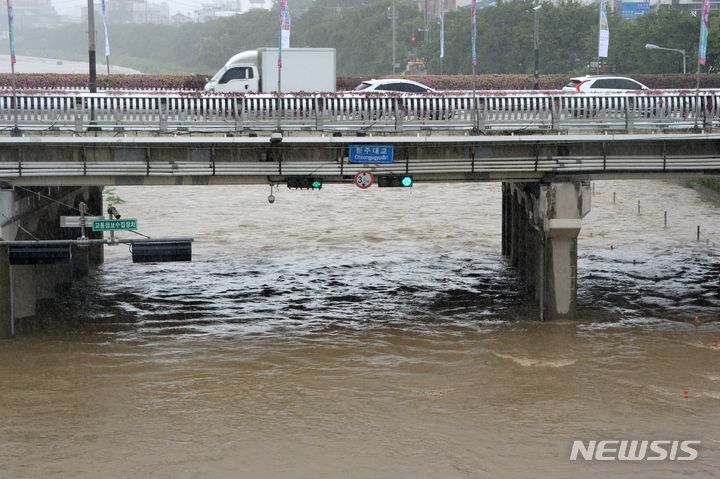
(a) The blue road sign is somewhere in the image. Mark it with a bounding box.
[349,145,394,164]
[620,2,650,20]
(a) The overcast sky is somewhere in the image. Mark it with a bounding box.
[52,0,201,19]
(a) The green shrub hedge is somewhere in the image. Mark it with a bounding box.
[2,73,719,91]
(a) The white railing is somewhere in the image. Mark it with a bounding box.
[0,91,717,133]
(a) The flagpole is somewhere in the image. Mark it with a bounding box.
[471,0,478,132]
[9,53,18,135]
[597,0,601,74]
[694,54,700,132]
[439,0,444,75]
[695,0,710,131]
[102,0,110,74]
[472,63,477,132]
[276,58,282,133]
[6,0,19,136]
[597,0,609,74]
[276,4,283,132]
[276,0,289,133]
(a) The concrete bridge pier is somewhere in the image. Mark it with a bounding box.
[0,185,104,338]
[502,181,591,320]
[0,247,11,338]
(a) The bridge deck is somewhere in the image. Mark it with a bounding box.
[0,132,718,186]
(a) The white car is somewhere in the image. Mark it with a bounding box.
[562,75,649,93]
[353,78,436,93]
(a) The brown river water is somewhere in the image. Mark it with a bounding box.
[1,180,719,478]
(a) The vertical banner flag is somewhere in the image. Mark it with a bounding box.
[278,0,288,66]
[698,0,710,65]
[101,0,110,58]
[6,0,16,64]
[439,0,445,59]
[598,0,609,58]
[281,11,291,49]
[471,0,477,66]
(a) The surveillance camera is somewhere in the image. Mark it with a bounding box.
[107,205,121,219]
[268,194,276,204]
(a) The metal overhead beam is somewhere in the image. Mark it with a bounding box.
[1,133,720,185]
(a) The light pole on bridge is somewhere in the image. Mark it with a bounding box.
[86,0,97,93]
[387,3,398,74]
[645,43,686,75]
[533,4,542,90]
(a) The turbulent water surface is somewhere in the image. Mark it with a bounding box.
[1,180,719,478]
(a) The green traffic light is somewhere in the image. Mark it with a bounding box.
[401,176,413,187]
[311,180,322,189]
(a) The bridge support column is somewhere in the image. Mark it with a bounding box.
[502,181,590,320]
[12,266,37,323]
[0,247,12,338]
[71,245,90,279]
[502,183,510,256]
[55,264,73,295]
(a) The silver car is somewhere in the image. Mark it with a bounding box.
[563,75,649,93]
[353,78,436,93]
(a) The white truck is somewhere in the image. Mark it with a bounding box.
[204,48,336,93]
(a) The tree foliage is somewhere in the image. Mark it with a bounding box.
[16,0,720,76]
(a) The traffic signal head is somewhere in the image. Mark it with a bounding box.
[410,34,416,42]
[377,175,413,188]
[287,176,322,189]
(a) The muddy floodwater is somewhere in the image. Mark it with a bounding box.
[1,180,719,478]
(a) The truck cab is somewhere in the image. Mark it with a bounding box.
[204,50,260,93]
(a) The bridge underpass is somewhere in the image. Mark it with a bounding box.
[0,184,104,338]
[1,130,719,337]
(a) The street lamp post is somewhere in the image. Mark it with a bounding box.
[87,0,97,92]
[387,4,398,74]
[645,43,686,75]
[533,5,541,90]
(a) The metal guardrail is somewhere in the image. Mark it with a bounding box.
[0,91,717,133]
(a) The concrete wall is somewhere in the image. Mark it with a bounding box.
[0,247,11,338]
[0,185,104,338]
[502,181,590,321]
